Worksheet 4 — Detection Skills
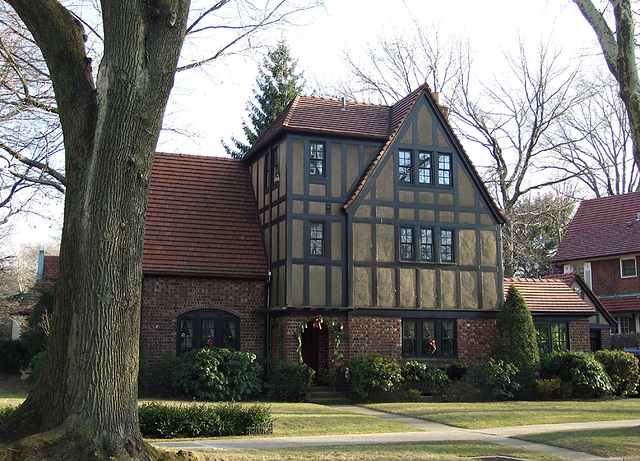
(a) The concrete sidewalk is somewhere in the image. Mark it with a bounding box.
[152,405,640,460]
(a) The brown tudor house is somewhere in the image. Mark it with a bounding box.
[139,84,507,380]
[553,191,640,349]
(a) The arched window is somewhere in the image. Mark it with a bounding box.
[177,310,240,354]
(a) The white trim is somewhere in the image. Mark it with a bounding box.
[620,257,637,278]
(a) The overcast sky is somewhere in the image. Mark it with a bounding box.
[11,0,605,249]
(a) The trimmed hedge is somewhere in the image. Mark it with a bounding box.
[138,402,273,438]
[594,349,639,396]
[401,361,452,397]
[541,351,613,397]
[268,362,314,402]
[343,353,402,401]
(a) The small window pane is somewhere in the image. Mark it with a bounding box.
[201,318,216,345]
[310,142,325,176]
[441,320,455,356]
[438,154,451,186]
[552,323,568,351]
[403,321,417,356]
[535,324,550,356]
[178,318,194,353]
[310,222,324,256]
[422,320,436,355]
[222,318,238,349]
[272,147,280,183]
[398,150,412,182]
[418,151,431,184]
[400,227,414,260]
[420,228,433,261]
[440,229,453,262]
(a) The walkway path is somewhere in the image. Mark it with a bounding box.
[153,405,640,460]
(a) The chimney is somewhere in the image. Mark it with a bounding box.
[341,96,347,111]
[37,249,45,280]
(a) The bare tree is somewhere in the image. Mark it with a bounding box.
[450,42,586,276]
[557,72,640,196]
[0,0,318,459]
[332,24,466,104]
[573,0,640,168]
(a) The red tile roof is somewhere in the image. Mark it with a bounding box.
[504,277,596,315]
[599,295,640,314]
[554,191,640,263]
[143,153,268,279]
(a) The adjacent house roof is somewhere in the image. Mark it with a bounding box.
[143,153,268,279]
[14,255,59,315]
[554,191,640,263]
[599,295,640,314]
[504,276,597,315]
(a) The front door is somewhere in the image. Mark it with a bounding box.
[301,322,319,381]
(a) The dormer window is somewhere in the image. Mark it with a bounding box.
[621,258,637,278]
[309,142,325,177]
[397,149,452,187]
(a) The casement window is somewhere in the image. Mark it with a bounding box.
[614,316,631,334]
[177,310,239,354]
[563,262,592,289]
[400,225,455,263]
[620,258,637,278]
[438,153,452,186]
[264,147,280,188]
[309,222,325,257]
[309,142,325,177]
[398,149,452,187]
[535,321,569,355]
[400,226,414,260]
[402,319,456,358]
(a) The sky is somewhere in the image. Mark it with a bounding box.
[10,0,605,250]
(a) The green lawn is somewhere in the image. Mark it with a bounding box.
[519,426,640,458]
[365,399,640,429]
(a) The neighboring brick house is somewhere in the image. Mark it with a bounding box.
[552,191,640,349]
[240,84,506,380]
[505,274,614,355]
[7,251,58,339]
[140,153,269,366]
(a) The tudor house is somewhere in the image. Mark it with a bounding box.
[553,191,640,349]
[240,85,505,380]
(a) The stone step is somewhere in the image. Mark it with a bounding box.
[307,386,351,405]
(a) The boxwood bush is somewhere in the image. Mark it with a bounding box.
[541,351,613,397]
[268,362,314,402]
[172,347,261,401]
[343,353,402,401]
[594,349,639,396]
[138,402,272,438]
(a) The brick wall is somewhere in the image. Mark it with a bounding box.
[569,320,590,352]
[141,275,266,366]
[347,316,402,360]
[592,258,640,296]
[457,318,496,363]
[600,328,612,350]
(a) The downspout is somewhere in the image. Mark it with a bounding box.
[264,270,272,380]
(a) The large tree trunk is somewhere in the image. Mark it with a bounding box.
[0,1,189,459]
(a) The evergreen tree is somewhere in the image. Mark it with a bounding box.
[224,40,304,158]
[493,284,540,389]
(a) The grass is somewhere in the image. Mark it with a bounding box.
[0,385,29,409]
[519,426,640,458]
[190,442,563,461]
[365,399,640,429]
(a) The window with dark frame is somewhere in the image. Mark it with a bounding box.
[177,310,239,354]
[309,142,325,176]
[400,226,414,260]
[535,321,568,354]
[402,319,456,358]
[309,222,325,257]
[272,146,280,183]
[420,228,434,261]
[263,151,271,189]
[440,229,454,262]
[438,153,452,186]
[418,151,432,184]
[398,149,412,182]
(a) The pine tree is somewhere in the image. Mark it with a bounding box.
[224,40,304,158]
[493,284,540,388]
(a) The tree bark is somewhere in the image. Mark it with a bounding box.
[0,0,189,459]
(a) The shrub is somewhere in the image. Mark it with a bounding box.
[172,347,261,401]
[594,349,640,396]
[343,353,402,401]
[138,402,272,438]
[28,350,47,382]
[0,406,16,425]
[493,285,540,388]
[402,361,452,397]
[0,339,30,373]
[467,359,520,400]
[542,351,613,397]
[268,362,314,402]
[536,378,562,400]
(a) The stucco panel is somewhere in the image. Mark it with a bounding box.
[377,267,396,307]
